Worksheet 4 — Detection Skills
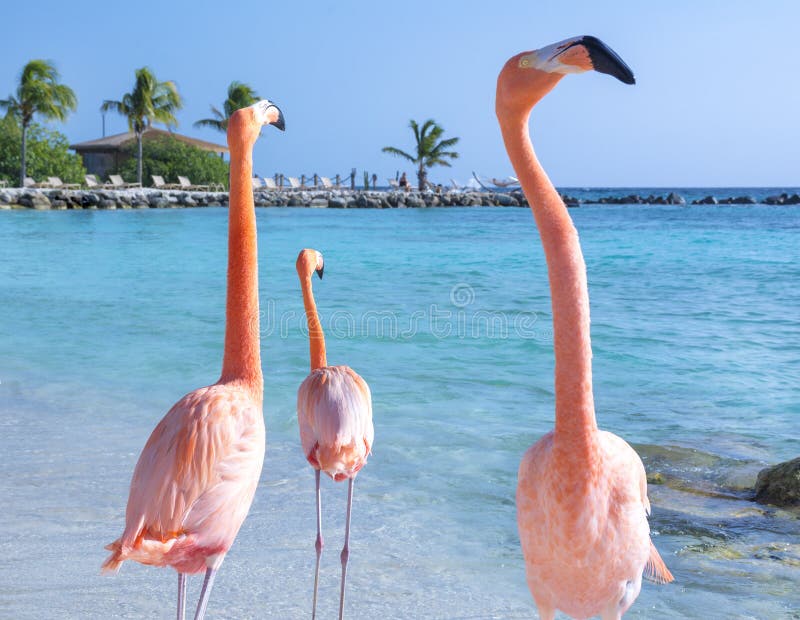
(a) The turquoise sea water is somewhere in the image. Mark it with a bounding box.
[0,203,798,618]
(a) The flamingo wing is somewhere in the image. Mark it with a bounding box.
[297,365,373,479]
[107,384,265,571]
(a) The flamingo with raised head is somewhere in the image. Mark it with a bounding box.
[495,37,673,619]
[102,99,285,620]
[295,249,374,620]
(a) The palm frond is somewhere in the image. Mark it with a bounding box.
[381,146,417,163]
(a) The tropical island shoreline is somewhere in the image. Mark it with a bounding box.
[1,186,799,210]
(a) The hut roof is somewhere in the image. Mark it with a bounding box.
[70,127,228,154]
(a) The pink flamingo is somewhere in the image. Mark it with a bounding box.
[295,249,374,620]
[495,37,673,619]
[102,100,285,620]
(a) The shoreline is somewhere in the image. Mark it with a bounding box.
[1,186,799,210]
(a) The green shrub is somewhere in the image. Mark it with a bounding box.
[0,116,85,185]
[115,136,229,189]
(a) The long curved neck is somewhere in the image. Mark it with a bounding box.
[300,275,327,371]
[219,143,263,391]
[498,105,597,450]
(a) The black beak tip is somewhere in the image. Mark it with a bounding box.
[270,108,286,131]
[580,35,636,85]
[316,266,323,279]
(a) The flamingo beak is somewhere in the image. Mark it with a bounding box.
[315,265,324,279]
[579,36,635,85]
[269,106,286,131]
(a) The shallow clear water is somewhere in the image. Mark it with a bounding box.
[0,204,798,619]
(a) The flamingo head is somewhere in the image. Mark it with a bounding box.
[497,36,634,114]
[296,248,324,280]
[227,99,285,150]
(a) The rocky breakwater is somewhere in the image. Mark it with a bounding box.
[250,188,531,208]
[0,187,229,210]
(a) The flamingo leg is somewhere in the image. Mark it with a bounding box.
[338,477,354,620]
[193,564,221,620]
[177,573,187,620]
[312,469,324,620]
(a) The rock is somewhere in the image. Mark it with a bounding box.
[495,193,520,207]
[81,192,99,207]
[406,196,426,208]
[183,196,197,207]
[328,197,346,208]
[99,199,117,209]
[666,192,686,205]
[150,197,169,208]
[695,195,718,205]
[288,195,305,206]
[309,198,328,208]
[18,192,51,209]
[52,200,67,209]
[0,191,11,204]
[754,457,800,507]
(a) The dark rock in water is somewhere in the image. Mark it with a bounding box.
[149,196,169,209]
[309,198,328,208]
[495,193,519,207]
[406,196,426,208]
[328,197,346,209]
[666,192,686,205]
[99,199,117,209]
[754,457,800,507]
[693,195,718,205]
[19,191,51,209]
[733,195,757,205]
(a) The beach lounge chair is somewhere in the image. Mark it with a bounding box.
[108,174,142,189]
[252,176,264,190]
[177,176,223,192]
[24,176,49,188]
[263,177,278,190]
[177,176,209,191]
[85,174,102,188]
[286,176,303,190]
[319,176,337,189]
[388,179,399,189]
[48,176,80,190]
[152,175,181,189]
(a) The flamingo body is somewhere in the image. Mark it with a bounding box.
[517,431,668,618]
[298,365,373,481]
[103,384,265,574]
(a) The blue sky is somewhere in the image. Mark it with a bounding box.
[2,0,798,187]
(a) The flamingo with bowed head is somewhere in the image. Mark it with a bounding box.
[495,37,673,619]
[296,249,374,620]
[102,99,285,620]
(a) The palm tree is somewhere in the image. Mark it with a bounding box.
[382,119,459,190]
[194,81,259,133]
[0,60,77,187]
[101,67,182,185]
